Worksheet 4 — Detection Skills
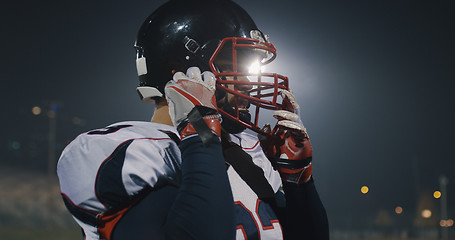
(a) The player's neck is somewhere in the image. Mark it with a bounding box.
[151,105,173,126]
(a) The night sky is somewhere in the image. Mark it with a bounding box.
[2,0,454,229]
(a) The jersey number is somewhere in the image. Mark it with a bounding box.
[235,200,280,240]
[87,125,132,135]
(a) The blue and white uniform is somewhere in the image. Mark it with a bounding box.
[58,122,182,239]
[227,132,283,240]
[58,121,283,239]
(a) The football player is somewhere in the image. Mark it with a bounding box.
[58,0,329,239]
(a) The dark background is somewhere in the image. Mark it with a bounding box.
[1,0,454,237]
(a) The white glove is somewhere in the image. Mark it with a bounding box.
[273,90,307,133]
[164,67,217,128]
[164,67,216,127]
[260,89,312,184]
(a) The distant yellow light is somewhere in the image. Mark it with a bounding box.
[361,186,369,194]
[395,206,403,214]
[32,106,41,115]
[440,219,454,227]
[421,209,432,219]
[433,191,441,199]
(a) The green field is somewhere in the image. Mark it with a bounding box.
[0,228,81,240]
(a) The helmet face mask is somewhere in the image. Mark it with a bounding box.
[210,37,289,135]
[135,0,290,135]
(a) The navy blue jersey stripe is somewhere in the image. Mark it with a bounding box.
[158,130,181,145]
[61,193,98,227]
[95,139,134,209]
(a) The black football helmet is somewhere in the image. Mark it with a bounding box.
[135,0,289,135]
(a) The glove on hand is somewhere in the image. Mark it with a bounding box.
[259,90,312,184]
[165,67,221,142]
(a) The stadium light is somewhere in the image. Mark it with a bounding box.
[447,219,454,227]
[440,219,454,227]
[421,209,432,219]
[433,190,441,199]
[32,106,42,115]
[395,206,403,214]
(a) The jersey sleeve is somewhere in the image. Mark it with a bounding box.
[121,138,181,195]
[58,122,182,212]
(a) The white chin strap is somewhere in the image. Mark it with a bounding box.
[137,86,163,104]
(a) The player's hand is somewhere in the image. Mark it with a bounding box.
[165,67,221,142]
[259,90,312,184]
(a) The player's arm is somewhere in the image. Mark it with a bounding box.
[112,135,233,240]
[163,67,235,240]
[260,90,329,240]
[279,179,329,240]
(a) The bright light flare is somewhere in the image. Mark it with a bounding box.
[248,60,265,74]
[361,186,369,194]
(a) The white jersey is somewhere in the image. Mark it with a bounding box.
[57,121,182,239]
[57,121,283,239]
[228,132,283,240]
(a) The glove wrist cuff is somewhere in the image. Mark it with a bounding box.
[177,106,222,146]
[180,117,222,140]
[276,162,312,184]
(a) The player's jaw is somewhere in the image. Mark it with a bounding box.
[216,82,252,134]
[217,100,252,134]
[219,76,252,112]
